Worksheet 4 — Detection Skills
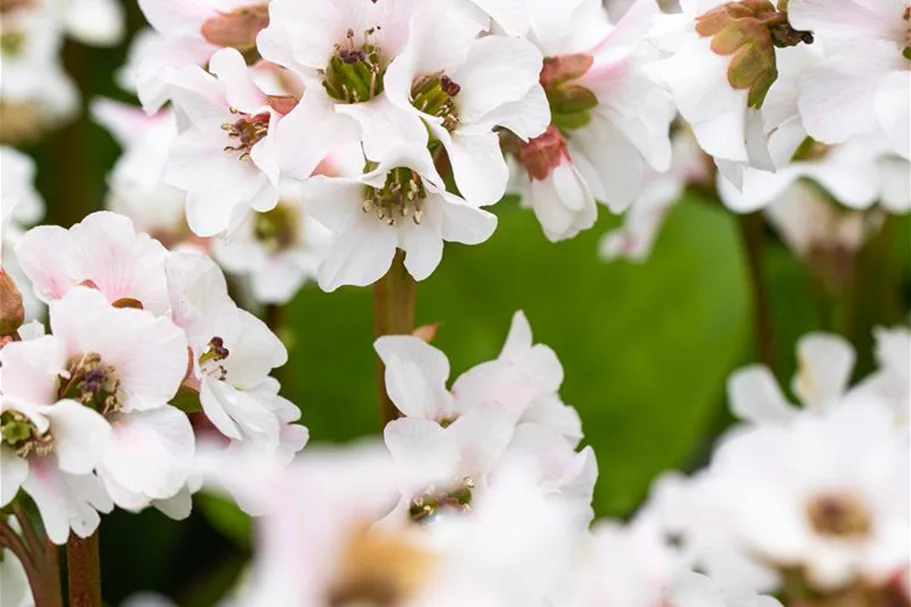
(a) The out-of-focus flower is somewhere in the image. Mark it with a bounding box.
[710,399,909,591]
[56,0,125,47]
[212,181,331,305]
[788,0,910,160]
[90,99,194,250]
[0,5,78,142]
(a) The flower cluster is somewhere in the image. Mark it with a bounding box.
[0,0,125,142]
[0,211,306,545]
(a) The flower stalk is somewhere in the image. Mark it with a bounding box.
[373,251,416,426]
[738,212,775,368]
[0,511,63,607]
[67,531,102,607]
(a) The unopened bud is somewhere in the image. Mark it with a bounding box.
[0,269,25,337]
[696,0,811,108]
[201,4,270,51]
[540,54,593,89]
[412,323,440,343]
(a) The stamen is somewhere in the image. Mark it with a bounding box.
[362,168,427,226]
[221,110,270,159]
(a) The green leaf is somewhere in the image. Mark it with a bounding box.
[282,196,750,516]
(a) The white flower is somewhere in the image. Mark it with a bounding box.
[165,250,304,460]
[164,48,285,237]
[58,0,126,47]
[90,99,191,248]
[0,334,113,544]
[670,571,784,607]
[852,326,911,426]
[727,331,856,425]
[600,127,710,262]
[302,147,496,291]
[718,138,894,213]
[256,0,429,176]
[14,211,171,315]
[134,0,269,112]
[567,508,680,607]
[375,310,594,522]
[513,0,675,241]
[788,0,910,160]
[212,182,331,305]
[710,399,910,591]
[45,287,193,510]
[383,20,549,206]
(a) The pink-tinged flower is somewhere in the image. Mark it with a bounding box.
[512,126,598,242]
[301,147,497,291]
[43,287,193,509]
[164,48,285,237]
[212,181,331,305]
[452,0,530,35]
[600,128,712,263]
[383,20,549,205]
[0,334,113,544]
[788,0,910,160]
[451,310,583,442]
[256,0,429,176]
[14,211,170,315]
[133,0,269,112]
[165,250,303,460]
[513,0,675,241]
[90,100,193,249]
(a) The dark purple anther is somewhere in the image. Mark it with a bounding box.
[440,75,461,97]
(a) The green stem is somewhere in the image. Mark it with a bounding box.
[66,532,101,607]
[738,212,775,368]
[373,251,416,426]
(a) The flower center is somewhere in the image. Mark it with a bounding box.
[0,410,52,458]
[410,73,461,131]
[0,30,24,56]
[363,167,427,226]
[253,202,299,253]
[327,525,432,607]
[221,110,270,160]
[59,352,121,415]
[199,336,230,381]
[807,493,872,538]
[408,477,474,523]
[322,28,385,104]
[516,125,569,181]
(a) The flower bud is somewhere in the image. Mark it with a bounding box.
[200,5,270,51]
[0,269,25,337]
[696,0,812,108]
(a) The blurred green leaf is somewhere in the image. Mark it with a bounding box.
[195,493,252,549]
[283,196,750,516]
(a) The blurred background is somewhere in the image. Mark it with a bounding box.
[4,0,910,604]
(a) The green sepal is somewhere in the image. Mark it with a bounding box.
[171,386,203,414]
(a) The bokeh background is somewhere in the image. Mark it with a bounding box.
[11,1,911,604]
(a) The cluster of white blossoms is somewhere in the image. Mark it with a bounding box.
[0,211,307,545]
[0,0,125,142]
